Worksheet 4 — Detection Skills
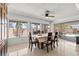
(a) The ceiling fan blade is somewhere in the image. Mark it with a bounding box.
[48,16,55,17]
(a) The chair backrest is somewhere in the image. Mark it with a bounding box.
[54,32,58,40]
[55,32,58,35]
[47,32,52,41]
[29,32,32,42]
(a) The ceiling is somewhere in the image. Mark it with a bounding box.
[8,3,79,23]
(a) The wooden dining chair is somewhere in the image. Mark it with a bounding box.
[53,32,59,48]
[29,32,39,51]
[42,32,53,52]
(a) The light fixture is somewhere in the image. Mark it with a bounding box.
[45,10,49,17]
[45,10,55,17]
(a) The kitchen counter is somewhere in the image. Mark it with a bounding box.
[62,34,79,42]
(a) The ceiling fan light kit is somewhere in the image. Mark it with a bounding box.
[45,10,55,17]
[45,13,49,17]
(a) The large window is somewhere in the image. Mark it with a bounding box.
[31,23,41,34]
[19,22,28,37]
[54,23,74,34]
[42,24,49,33]
[8,21,28,38]
[8,21,17,38]
[31,23,49,34]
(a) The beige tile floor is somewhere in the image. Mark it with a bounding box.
[7,39,79,56]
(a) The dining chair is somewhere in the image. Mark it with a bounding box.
[42,32,53,52]
[53,32,59,47]
[29,32,39,51]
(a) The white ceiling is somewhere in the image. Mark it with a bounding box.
[8,3,79,23]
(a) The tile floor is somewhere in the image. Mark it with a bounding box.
[7,39,79,56]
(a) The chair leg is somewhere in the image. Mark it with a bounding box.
[46,45,49,53]
[29,43,30,48]
[37,42,40,48]
[51,42,53,50]
[31,44,33,51]
[54,41,55,48]
[41,43,44,49]
[29,40,30,48]
[35,43,36,46]
[56,41,58,47]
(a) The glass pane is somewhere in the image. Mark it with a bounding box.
[19,22,28,37]
[20,23,27,29]
[9,22,16,29]
[8,22,17,38]
[31,24,37,31]
[41,24,49,33]
[31,23,38,34]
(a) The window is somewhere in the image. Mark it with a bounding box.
[41,24,49,33]
[31,23,49,34]
[31,23,37,31]
[19,22,28,37]
[31,23,40,34]
[8,21,17,38]
[8,21,28,38]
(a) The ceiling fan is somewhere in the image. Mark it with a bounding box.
[45,10,55,17]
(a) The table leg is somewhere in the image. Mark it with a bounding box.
[41,42,44,49]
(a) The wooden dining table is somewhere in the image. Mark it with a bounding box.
[32,34,48,49]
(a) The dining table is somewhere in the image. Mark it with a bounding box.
[32,33,48,49]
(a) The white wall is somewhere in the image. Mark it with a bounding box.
[53,15,79,24]
[49,22,54,32]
